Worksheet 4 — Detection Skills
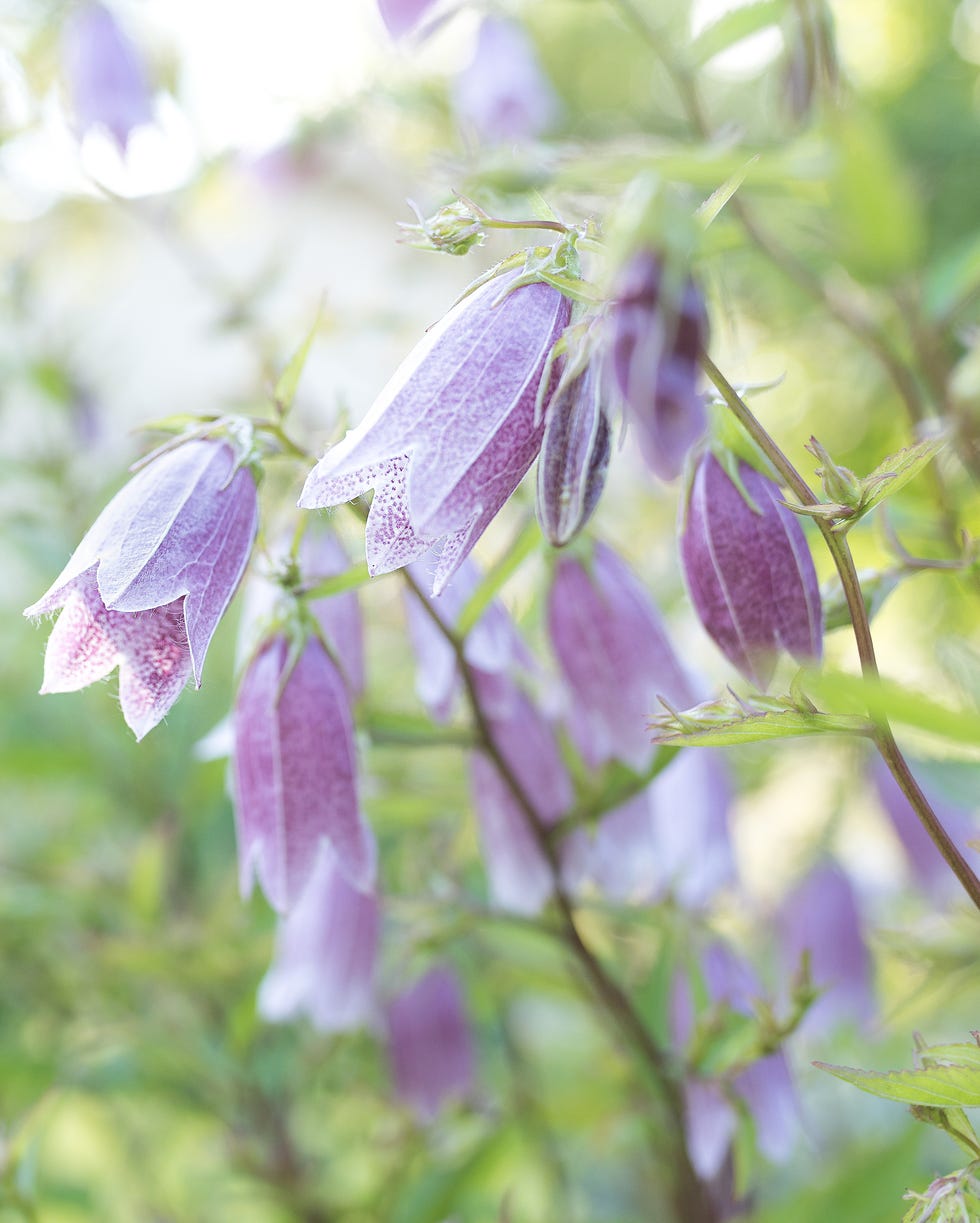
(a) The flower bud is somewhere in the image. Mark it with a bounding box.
[60,2,154,151]
[536,357,611,547]
[299,266,571,595]
[607,250,708,481]
[233,634,376,913]
[547,541,695,769]
[258,849,379,1033]
[24,438,258,740]
[680,451,823,688]
[386,966,475,1121]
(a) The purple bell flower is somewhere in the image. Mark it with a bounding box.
[607,251,708,481]
[233,633,376,913]
[377,0,437,39]
[258,848,380,1033]
[452,18,558,145]
[470,673,574,915]
[386,966,475,1121]
[536,355,611,547]
[777,860,874,1034]
[299,269,571,596]
[680,451,823,689]
[24,439,258,740]
[547,541,695,770]
[60,1,154,152]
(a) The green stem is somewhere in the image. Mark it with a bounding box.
[702,354,980,913]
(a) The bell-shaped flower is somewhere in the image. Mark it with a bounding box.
[24,438,258,740]
[777,860,875,1034]
[470,673,574,915]
[377,0,437,39]
[258,847,380,1033]
[452,18,558,145]
[680,451,823,688]
[299,267,571,596]
[536,354,611,547]
[386,966,475,1121]
[871,756,977,900]
[547,541,695,770]
[60,1,154,151]
[404,555,531,722]
[233,632,376,913]
[607,250,708,481]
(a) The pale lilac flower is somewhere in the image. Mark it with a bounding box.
[536,356,611,547]
[452,18,558,145]
[403,555,531,721]
[386,966,475,1121]
[299,270,571,595]
[681,451,823,688]
[258,848,380,1033]
[24,439,258,740]
[233,633,376,913]
[377,0,437,39]
[60,1,153,151]
[871,757,977,900]
[683,1079,738,1181]
[547,541,695,770]
[607,251,708,481]
[777,861,874,1034]
[470,673,573,915]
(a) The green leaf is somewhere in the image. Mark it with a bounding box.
[652,707,870,748]
[858,434,948,515]
[920,1044,980,1072]
[815,1061,980,1107]
[273,303,323,415]
[688,0,786,67]
[300,562,373,600]
[696,157,758,229]
[457,516,540,637]
[909,1105,980,1160]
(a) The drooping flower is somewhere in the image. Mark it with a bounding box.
[258,847,380,1033]
[452,18,558,145]
[470,672,574,915]
[871,756,977,900]
[547,541,695,770]
[377,0,437,39]
[403,554,531,722]
[536,353,611,547]
[299,268,571,595]
[60,1,154,151]
[607,250,708,481]
[386,966,475,1121]
[233,633,376,913]
[24,438,258,740]
[776,860,874,1034]
[680,451,823,688]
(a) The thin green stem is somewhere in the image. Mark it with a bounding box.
[702,354,980,912]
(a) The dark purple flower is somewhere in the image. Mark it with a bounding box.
[60,1,154,151]
[607,251,708,481]
[386,966,475,1121]
[258,848,380,1033]
[547,541,695,770]
[299,269,571,595]
[871,757,978,900]
[24,439,258,740]
[452,18,558,145]
[233,634,376,913]
[377,0,437,39]
[470,673,574,914]
[681,452,823,688]
[536,356,611,547]
[777,860,874,1034]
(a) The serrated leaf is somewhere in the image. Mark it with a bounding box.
[921,1044,980,1072]
[816,1061,980,1107]
[652,708,870,747]
[273,304,323,415]
[688,0,785,67]
[859,435,948,515]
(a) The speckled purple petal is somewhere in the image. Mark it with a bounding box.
[386,966,475,1122]
[258,847,380,1033]
[681,453,822,688]
[548,541,695,769]
[234,635,376,913]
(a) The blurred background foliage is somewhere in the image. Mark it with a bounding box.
[2,0,980,1219]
